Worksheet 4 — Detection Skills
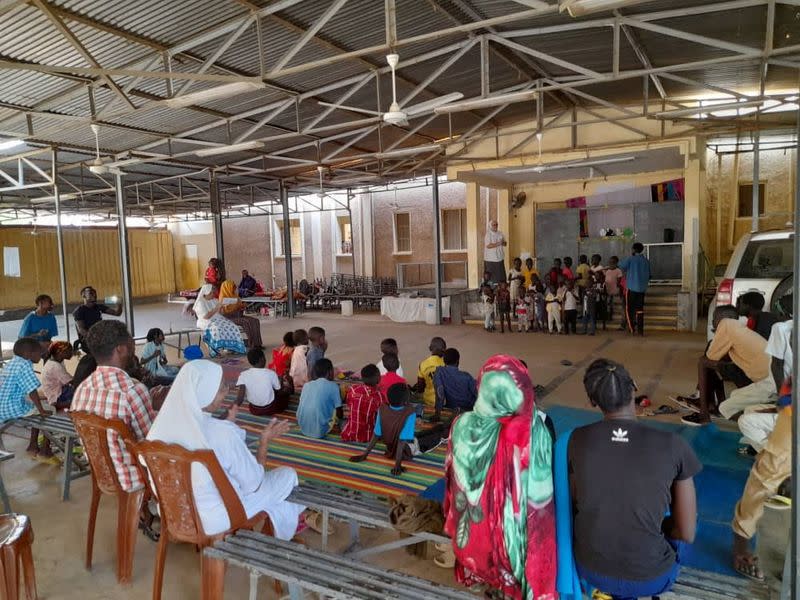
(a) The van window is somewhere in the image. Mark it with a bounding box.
[736,238,794,279]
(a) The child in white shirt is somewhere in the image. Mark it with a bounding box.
[545,284,562,334]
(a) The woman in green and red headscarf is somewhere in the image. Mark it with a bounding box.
[444,355,557,600]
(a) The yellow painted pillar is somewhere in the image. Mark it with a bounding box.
[466,182,481,288]
[497,187,512,273]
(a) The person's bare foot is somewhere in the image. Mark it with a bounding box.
[733,534,765,581]
[38,447,54,458]
[25,445,38,455]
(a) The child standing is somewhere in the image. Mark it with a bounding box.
[413,337,446,407]
[495,282,512,333]
[0,338,51,459]
[582,273,602,336]
[515,296,529,333]
[545,284,563,334]
[522,257,539,290]
[562,256,575,281]
[349,383,417,476]
[481,284,495,332]
[563,279,580,334]
[341,364,386,443]
[576,254,591,292]
[508,257,524,306]
[604,256,624,329]
[590,253,605,274]
[533,283,547,332]
[548,258,562,288]
[289,329,309,392]
[236,348,292,416]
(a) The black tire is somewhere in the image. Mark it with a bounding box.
[770,274,794,318]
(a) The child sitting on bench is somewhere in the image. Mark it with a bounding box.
[350,383,417,476]
[237,348,292,416]
[341,364,385,443]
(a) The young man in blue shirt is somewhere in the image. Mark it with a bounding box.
[619,242,651,336]
[296,358,342,438]
[18,294,58,351]
[432,348,477,421]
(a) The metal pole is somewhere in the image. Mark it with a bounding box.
[210,175,225,265]
[280,181,295,318]
[790,104,800,600]
[752,130,760,233]
[115,173,135,334]
[52,148,70,343]
[432,167,442,325]
[347,192,357,281]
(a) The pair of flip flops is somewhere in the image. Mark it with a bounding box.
[643,404,679,417]
[304,511,336,536]
[733,555,765,582]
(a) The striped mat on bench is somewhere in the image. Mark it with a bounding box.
[232,408,446,498]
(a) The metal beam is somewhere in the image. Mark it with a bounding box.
[385,0,397,47]
[270,0,349,74]
[618,14,666,99]
[52,148,70,343]
[280,181,295,318]
[115,173,135,333]
[400,39,477,107]
[210,174,225,264]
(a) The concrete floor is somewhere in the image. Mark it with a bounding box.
[0,304,789,598]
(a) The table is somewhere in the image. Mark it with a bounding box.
[240,296,287,317]
[380,296,450,323]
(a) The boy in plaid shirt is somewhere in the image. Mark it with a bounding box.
[0,337,50,456]
[341,364,386,443]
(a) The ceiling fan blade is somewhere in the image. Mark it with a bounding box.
[403,92,464,117]
[317,101,382,116]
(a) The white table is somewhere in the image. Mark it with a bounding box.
[380,296,450,323]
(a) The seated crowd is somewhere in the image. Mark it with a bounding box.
[0,277,794,599]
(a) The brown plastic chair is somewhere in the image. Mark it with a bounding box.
[0,514,36,600]
[130,440,275,600]
[70,411,144,584]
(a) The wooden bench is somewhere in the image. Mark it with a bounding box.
[666,567,771,600]
[288,482,448,558]
[0,413,88,501]
[204,531,475,600]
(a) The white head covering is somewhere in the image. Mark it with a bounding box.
[146,359,222,450]
[193,283,215,321]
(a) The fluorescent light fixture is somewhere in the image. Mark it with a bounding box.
[0,139,24,151]
[375,144,442,159]
[164,82,265,109]
[434,90,537,114]
[194,141,265,157]
[653,99,766,119]
[507,156,635,174]
[560,0,650,17]
[404,93,465,116]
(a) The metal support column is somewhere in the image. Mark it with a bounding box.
[790,104,800,600]
[280,181,295,318]
[210,175,225,265]
[115,173,135,334]
[432,168,442,325]
[347,193,357,280]
[52,148,70,342]
[752,130,760,233]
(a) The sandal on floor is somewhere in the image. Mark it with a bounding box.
[766,494,792,510]
[733,554,765,582]
[434,548,455,568]
[304,511,336,536]
[139,518,160,542]
[434,541,451,552]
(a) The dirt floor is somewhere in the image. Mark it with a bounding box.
[0,305,789,598]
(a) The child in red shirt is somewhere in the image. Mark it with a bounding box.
[341,364,386,443]
[378,353,407,397]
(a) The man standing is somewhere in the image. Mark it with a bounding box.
[619,243,650,335]
[484,220,507,285]
[73,285,123,351]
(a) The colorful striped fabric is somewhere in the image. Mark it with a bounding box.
[232,407,446,498]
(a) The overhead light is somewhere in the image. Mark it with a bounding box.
[194,141,265,157]
[653,99,766,119]
[0,139,24,151]
[559,0,650,17]
[434,90,537,114]
[164,81,266,109]
[507,156,635,174]
[375,144,442,159]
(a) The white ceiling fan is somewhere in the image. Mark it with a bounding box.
[318,54,463,126]
[88,124,124,176]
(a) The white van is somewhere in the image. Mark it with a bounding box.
[707,228,794,339]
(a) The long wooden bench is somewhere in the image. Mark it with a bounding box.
[288,482,448,558]
[204,531,475,600]
[0,413,88,501]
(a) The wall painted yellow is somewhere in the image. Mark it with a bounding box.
[167,221,216,290]
[0,227,175,310]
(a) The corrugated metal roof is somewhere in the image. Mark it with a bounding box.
[0,0,796,212]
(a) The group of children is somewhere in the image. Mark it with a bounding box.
[481,254,625,335]
[232,331,477,476]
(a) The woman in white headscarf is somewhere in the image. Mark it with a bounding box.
[146,360,304,540]
[193,283,246,357]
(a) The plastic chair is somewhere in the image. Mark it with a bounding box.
[0,514,37,600]
[130,440,275,600]
[70,411,144,584]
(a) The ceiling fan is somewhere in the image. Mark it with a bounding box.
[318,54,464,127]
[88,124,124,176]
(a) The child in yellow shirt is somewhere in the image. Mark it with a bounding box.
[413,337,446,407]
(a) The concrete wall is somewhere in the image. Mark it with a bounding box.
[167,221,215,290]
